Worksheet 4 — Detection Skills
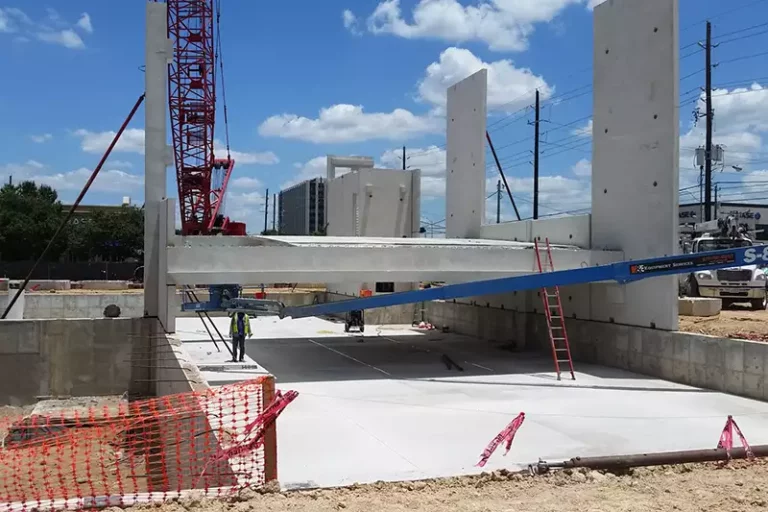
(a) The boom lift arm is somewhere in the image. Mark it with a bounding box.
[181,244,768,319]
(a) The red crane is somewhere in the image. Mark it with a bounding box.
[166,0,245,236]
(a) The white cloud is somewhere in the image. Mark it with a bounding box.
[501,174,591,217]
[74,128,146,155]
[587,0,606,9]
[0,161,142,193]
[30,133,53,143]
[74,129,278,165]
[418,47,552,113]
[108,160,133,169]
[380,145,447,197]
[37,28,84,49]
[679,83,768,175]
[358,0,585,52]
[258,46,552,144]
[572,119,592,138]
[571,158,591,177]
[213,140,279,165]
[1,8,93,49]
[281,157,328,188]
[258,104,441,144]
[230,176,263,189]
[0,7,31,33]
[225,191,268,233]
[342,9,361,35]
[76,13,93,34]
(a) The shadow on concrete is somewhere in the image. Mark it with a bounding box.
[242,332,699,392]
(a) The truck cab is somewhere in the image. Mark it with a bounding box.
[682,217,768,310]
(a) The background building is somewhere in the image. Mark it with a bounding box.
[679,202,768,241]
[325,157,421,297]
[277,178,325,235]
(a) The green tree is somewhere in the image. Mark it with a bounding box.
[76,206,144,262]
[0,181,67,261]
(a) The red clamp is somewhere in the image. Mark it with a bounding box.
[718,415,754,461]
[476,412,525,468]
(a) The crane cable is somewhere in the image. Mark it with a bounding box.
[215,0,231,162]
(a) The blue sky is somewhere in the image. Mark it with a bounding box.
[1,0,768,233]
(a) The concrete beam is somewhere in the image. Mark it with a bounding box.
[166,245,622,285]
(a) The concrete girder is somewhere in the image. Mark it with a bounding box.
[165,244,623,285]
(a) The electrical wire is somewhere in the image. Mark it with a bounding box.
[681,0,768,33]
[719,50,768,65]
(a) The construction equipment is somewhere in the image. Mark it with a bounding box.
[534,239,575,381]
[344,310,365,333]
[680,215,768,310]
[182,244,768,321]
[165,0,244,236]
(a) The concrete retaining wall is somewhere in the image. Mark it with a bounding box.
[155,334,209,396]
[426,300,768,402]
[0,317,152,405]
[325,292,420,324]
[23,293,144,319]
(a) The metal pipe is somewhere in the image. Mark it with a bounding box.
[1,93,146,320]
[183,286,233,357]
[530,445,768,474]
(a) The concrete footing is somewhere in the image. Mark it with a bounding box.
[679,297,721,317]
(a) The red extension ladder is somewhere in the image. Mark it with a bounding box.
[534,238,576,381]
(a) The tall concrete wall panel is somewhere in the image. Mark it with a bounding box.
[446,69,487,238]
[590,0,680,330]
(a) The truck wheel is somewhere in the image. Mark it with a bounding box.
[750,298,766,311]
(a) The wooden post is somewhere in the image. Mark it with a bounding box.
[262,375,278,482]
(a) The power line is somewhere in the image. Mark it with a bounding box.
[716,27,768,46]
[719,50,768,65]
[681,0,768,33]
[712,20,768,41]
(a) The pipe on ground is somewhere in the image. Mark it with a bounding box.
[530,445,768,474]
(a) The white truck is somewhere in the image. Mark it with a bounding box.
[681,216,768,310]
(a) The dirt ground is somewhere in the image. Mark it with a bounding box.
[679,307,768,341]
[119,460,768,512]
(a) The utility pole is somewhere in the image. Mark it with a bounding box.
[272,193,276,230]
[714,183,719,219]
[703,21,714,221]
[402,146,406,170]
[533,89,540,220]
[496,180,501,224]
[264,188,269,233]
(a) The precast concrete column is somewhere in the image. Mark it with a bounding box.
[144,1,172,330]
[589,0,680,330]
[446,70,487,239]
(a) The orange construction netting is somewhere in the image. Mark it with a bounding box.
[0,377,297,512]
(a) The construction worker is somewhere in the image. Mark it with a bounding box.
[228,311,252,363]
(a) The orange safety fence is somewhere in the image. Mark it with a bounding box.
[0,377,297,512]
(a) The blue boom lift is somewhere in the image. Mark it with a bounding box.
[181,245,768,322]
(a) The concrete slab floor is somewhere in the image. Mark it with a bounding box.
[176,316,768,490]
